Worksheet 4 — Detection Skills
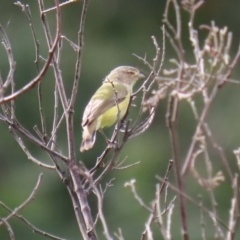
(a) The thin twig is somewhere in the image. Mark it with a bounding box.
[0,13,60,104]
[0,174,43,225]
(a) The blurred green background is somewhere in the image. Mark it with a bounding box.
[1,0,240,239]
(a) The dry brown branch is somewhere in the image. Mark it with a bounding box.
[156,175,229,232]
[226,174,239,240]
[0,0,60,104]
[0,174,43,226]
[1,203,65,240]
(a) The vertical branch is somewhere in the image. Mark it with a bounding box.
[202,140,224,238]
[65,186,90,240]
[37,82,47,140]
[38,0,68,111]
[15,2,47,138]
[70,0,90,108]
[68,162,98,240]
[66,0,90,218]
[89,176,113,240]
[65,1,96,238]
[226,174,239,240]
[0,25,15,91]
[166,94,189,240]
[163,2,189,235]
[0,25,16,122]
[0,72,3,99]
[50,81,59,150]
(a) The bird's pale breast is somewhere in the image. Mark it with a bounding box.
[97,93,130,129]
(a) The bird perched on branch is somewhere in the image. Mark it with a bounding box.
[80,66,145,152]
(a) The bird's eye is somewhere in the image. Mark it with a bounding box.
[128,71,135,75]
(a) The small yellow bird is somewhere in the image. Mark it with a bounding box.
[80,66,145,152]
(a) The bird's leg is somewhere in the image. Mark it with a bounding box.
[99,129,117,149]
[119,120,127,132]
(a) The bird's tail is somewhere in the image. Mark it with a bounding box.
[80,126,96,152]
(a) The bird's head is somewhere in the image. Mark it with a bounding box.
[105,66,145,87]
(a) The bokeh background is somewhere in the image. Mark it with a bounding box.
[1,0,240,239]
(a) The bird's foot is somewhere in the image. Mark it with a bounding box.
[106,139,118,149]
[119,120,127,132]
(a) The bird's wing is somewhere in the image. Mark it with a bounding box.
[82,82,128,127]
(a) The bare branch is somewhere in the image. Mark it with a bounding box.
[0,174,43,225]
[0,1,61,104]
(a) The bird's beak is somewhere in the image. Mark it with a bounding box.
[138,72,145,79]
